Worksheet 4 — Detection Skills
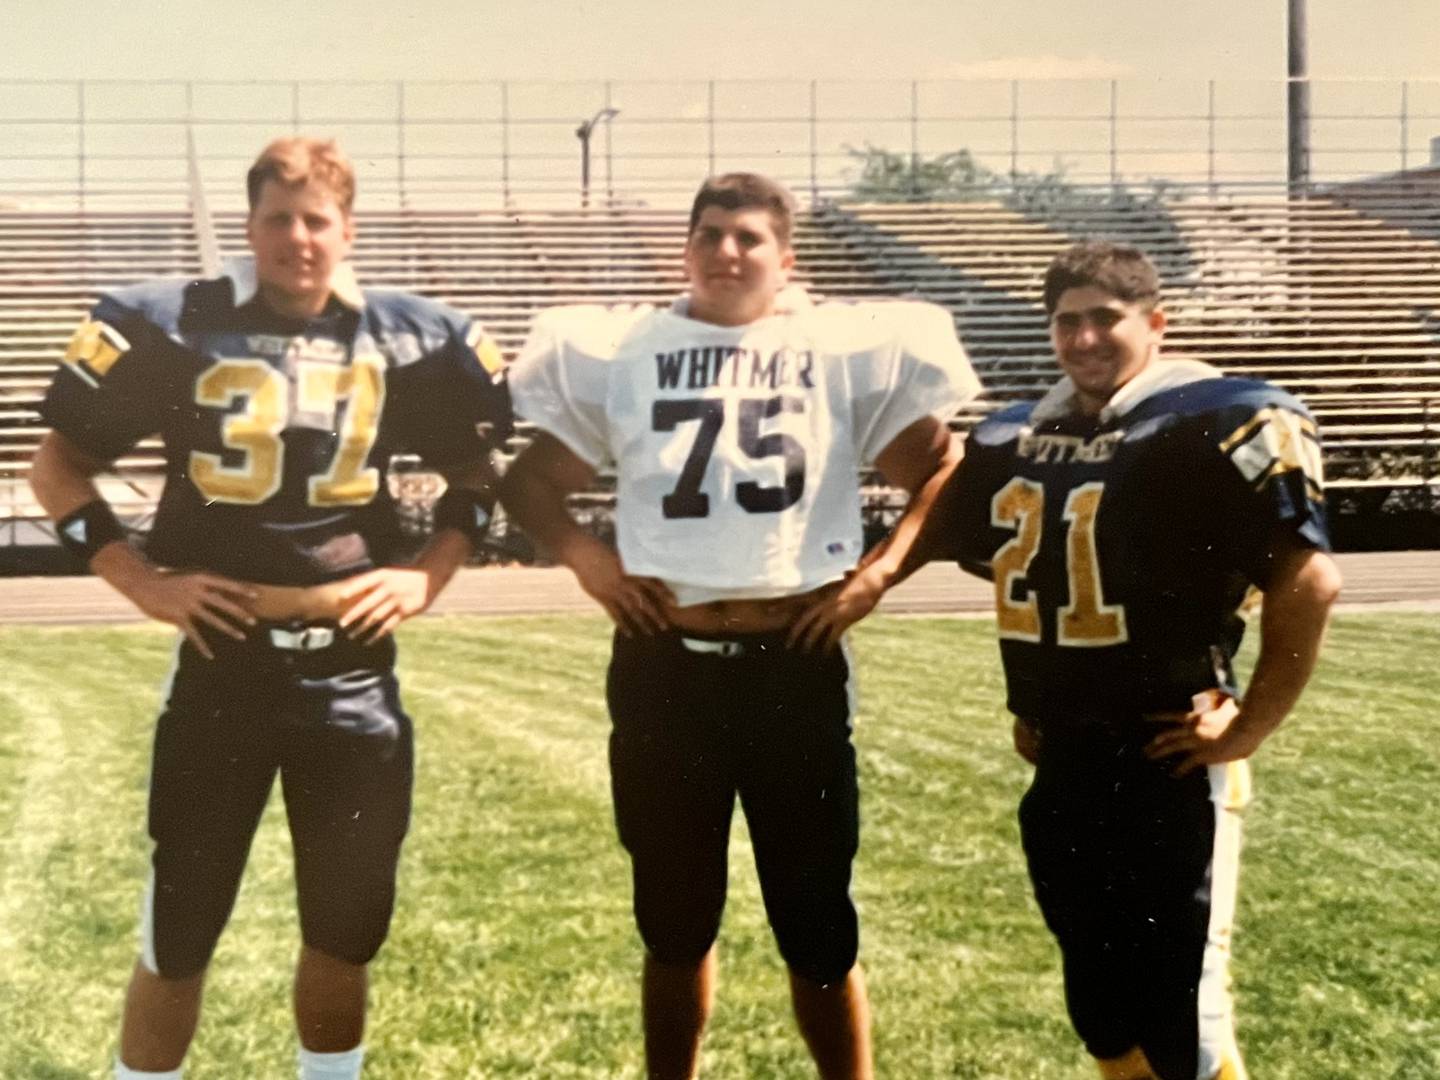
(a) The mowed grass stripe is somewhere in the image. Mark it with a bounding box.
[1228,612,1440,1079]
[0,628,173,1074]
[0,612,1437,1078]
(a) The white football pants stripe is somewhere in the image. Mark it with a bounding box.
[840,633,858,722]
[138,868,159,975]
[1196,760,1251,1080]
[136,634,185,976]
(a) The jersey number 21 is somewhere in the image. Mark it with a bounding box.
[991,477,1128,647]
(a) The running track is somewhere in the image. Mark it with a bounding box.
[1,551,1437,625]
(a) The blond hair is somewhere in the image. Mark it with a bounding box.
[246,137,355,213]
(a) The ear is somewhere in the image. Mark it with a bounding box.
[779,244,796,276]
[1148,306,1167,335]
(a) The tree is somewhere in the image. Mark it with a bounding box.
[843,144,1180,212]
[845,143,1080,205]
[846,145,999,202]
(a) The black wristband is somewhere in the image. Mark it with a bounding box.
[433,486,493,543]
[55,499,127,566]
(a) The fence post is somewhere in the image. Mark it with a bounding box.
[1207,79,1217,193]
[1400,80,1410,174]
[909,80,920,202]
[809,80,819,204]
[501,81,511,206]
[1009,79,1019,195]
[76,81,86,214]
[707,80,716,176]
[1109,79,1119,195]
[604,80,614,206]
[397,80,408,209]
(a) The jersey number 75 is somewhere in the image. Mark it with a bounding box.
[653,394,806,519]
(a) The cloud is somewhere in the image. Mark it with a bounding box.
[929,54,1132,80]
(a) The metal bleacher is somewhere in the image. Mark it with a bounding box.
[3,191,1440,556]
[827,196,1440,494]
[0,210,201,546]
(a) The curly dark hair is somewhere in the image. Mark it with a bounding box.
[1042,240,1161,316]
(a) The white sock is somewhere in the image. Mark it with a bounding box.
[298,1044,365,1080]
[115,1062,182,1080]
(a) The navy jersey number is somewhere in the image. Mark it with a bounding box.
[653,395,806,519]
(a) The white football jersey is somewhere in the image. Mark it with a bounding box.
[509,296,980,605]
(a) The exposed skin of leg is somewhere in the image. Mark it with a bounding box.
[294,945,367,1052]
[118,961,205,1072]
[788,964,873,1080]
[1095,1041,1246,1079]
[1095,1046,1161,1080]
[642,948,717,1080]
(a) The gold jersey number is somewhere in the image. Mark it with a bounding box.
[188,354,385,506]
[990,477,1128,647]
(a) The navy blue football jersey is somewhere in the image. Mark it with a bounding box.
[41,264,511,585]
[942,366,1329,727]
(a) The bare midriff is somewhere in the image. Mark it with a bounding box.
[664,582,836,636]
[248,581,351,623]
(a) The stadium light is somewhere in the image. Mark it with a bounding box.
[577,107,619,208]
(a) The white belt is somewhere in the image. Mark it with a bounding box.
[680,637,749,658]
[268,625,336,652]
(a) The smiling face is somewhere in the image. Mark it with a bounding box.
[1049,284,1167,414]
[682,205,795,327]
[245,178,354,319]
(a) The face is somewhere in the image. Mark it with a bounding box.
[682,205,795,326]
[246,178,354,317]
[1049,285,1166,414]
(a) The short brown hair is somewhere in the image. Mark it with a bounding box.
[246,137,355,214]
[688,173,796,247]
[1042,240,1161,317]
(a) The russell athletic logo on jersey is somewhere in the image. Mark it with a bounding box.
[655,346,816,392]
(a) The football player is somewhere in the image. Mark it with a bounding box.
[28,137,510,1080]
[499,173,980,1079]
[913,241,1341,1080]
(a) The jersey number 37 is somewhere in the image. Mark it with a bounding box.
[189,355,384,507]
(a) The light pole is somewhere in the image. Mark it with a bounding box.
[576,107,619,208]
[1288,0,1310,192]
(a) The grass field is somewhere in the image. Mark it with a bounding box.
[0,612,1437,1079]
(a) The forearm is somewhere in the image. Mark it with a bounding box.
[498,441,670,632]
[30,432,109,523]
[862,449,962,589]
[410,458,501,593]
[1237,549,1343,740]
[407,526,473,598]
[30,432,136,572]
[498,466,596,571]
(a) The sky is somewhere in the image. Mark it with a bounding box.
[5,0,1440,199]
[6,0,1437,84]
